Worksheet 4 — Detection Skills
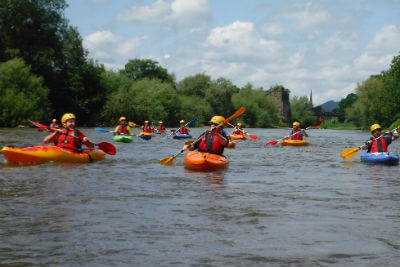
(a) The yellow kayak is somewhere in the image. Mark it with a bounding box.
[280,140,309,146]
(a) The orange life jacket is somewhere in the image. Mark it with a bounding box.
[117,124,129,135]
[54,128,82,152]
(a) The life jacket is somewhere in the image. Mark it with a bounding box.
[290,130,303,140]
[233,128,243,135]
[50,123,59,129]
[143,125,152,133]
[117,124,129,135]
[54,128,82,152]
[157,125,165,131]
[198,131,226,155]
[179,127,188,134]
[369,137,388,153]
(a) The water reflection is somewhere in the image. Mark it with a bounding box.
[184,169,225,185]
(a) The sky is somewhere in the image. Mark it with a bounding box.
[65,0,400,105]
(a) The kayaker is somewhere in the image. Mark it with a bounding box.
[232,122,244,135]
[178,120,190,134]
[44,113,94,152]
[49,119,59,129]
[157,121,166,132]
[114,117,134,136]
[141,120,153,133]
[365,124,399,153]
[284,121,308,140]
[183,115,228,155]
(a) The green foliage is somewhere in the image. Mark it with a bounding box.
[122,59,174,84]
[177,73,211,97]
[290,95,316,127]
[0,58,50,127]
[178,95,213,126]
[337,93,357,122]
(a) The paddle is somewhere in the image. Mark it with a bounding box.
[163,118,197,139]
[28,120,116,155]
[340,126,400,159]
[128,121,137,127]
[95,127,111,133]
[265,120,323,146]
[158,107,246,165]
[225,121,257,140]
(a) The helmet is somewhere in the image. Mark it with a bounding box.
[52,119,57,122]
[180,120,185,124]
[370,123,381,133]
[237,122,242,127]
[61,113,76,124]
[210,115,225,125]
[144,120,149,124]
[119,116,127,122]
[159,121,163,124]
[293,121,300,127]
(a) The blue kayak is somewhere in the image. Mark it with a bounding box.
[361,152,399,165]
[173,134,192,139]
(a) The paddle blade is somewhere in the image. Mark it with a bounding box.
[340,147,360,159]
[28,119,49,130]
[185,141,194,146]
[96,142,116,155]
[38,128,44,132]
[158,156,174,165]
[225,107,246,123]
[95,127,110,133]
[249,134,257,140]
[129,122,137,127]
[187,118,197,126]
[310,120,323,128]
[266,140,279,146]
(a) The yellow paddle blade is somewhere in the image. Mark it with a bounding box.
[158,156,174,165]
[129,121,137,127]
[185,141,193,146]
[340,147,361,159]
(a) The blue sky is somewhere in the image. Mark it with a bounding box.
[65,0,400,105]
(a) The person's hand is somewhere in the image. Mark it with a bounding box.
[385,130,392,136]
[367,140,373,145]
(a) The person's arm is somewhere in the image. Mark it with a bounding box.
[44,131,58,144]
[127,126,134,136]
[113,126,119,135]
[302,129,308,137]
[77,131,94,148]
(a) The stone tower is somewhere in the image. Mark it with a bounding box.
[267,86,291,122]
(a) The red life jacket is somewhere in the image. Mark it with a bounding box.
[179,127,188,134]
[233,128,242,135]
[290,130,303,140]
[117,124,129,135]
[369,137,388,153]
[143,125,152,133]
[50,123,59,129]
[157,125,165,130]
[198,132,226,155]
[54,128,82,152]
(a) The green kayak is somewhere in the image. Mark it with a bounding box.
[113,135,133,143]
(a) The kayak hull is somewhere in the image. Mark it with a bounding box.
[361,152,399,165]
[1,146,106,163]
[139,132,153,140]
[113,135,133,143]
[184,151,229,171]
[226,141,236,148]
[173,134,192,139]
[230,134,246,140]
[281,140,309,146]
[154,129,165,134]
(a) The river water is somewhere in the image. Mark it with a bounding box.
[1,127,400,266]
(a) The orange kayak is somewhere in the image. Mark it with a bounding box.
[230,134,247,140]
[280,140,309,146]
[184,151,229,171]
[1,145,106,163]
[226,141,236,148]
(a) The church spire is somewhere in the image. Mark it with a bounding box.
[310,89,313,108]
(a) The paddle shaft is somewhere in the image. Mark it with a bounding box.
[266,120,322,146]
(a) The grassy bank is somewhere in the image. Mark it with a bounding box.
[317,120,358,130]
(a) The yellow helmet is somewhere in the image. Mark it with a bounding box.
[144,120,149,124]
[159,121,163,124]
[210,115,225,125]
[52,119,57,122]
[370,123,381,133]
[237,122,242,127]
[119,116,127,122]
[180,120,185,124]
[61,113,76,123]
[293,121,300,127]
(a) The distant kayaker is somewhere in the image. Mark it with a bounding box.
[44,113,94,152]
[284,121,308,140]
[114,117,134,136]
[365,124,399,153]
[49,119,59,129]
[178,120,190,134]
[183,115,228,155]
[157,121,166,132]
[232,122,244,135]
[141,120,153,133]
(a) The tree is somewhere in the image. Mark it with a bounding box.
[337,93,358,122]
[122,59,175,84]
[177,73,211,97]
[290,95,316,127]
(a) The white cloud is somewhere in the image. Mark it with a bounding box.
[284,2,331,30]
[116,0,170,22]
[261,23,285,38]
[367,25,400,55]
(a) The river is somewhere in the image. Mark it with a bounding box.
[1,127,400,266]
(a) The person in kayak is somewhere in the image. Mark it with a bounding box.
[49,119,59,129]
[183,115,228,155]
[365,124,399,153]
[284,121,308,140]
[44,113,94,153]
[141,120,153,133]
[157,121,166,132]
[178,120,190,135]
[113,116,134,136]
[232,122,244,135]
